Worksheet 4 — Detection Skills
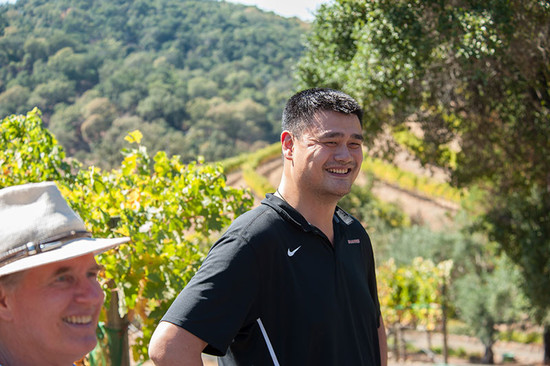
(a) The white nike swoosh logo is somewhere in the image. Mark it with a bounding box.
[287,246,302,257]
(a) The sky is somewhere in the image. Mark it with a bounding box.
[227,0,332,21]
[0,0,333,22]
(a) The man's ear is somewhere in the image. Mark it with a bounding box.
[281,131,294,160]
[0,285,14,321]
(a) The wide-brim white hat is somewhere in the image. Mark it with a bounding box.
[0,181,130,277]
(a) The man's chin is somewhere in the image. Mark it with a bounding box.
[68,335,98,357]
[332,185,353,197]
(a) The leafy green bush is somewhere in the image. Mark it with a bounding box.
[499,330,543,344]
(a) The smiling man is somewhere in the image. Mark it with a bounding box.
[150,88,388,366]
[0,181,129,366]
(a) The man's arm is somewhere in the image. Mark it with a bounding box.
[378,315,388,366]
[149,321,207,366]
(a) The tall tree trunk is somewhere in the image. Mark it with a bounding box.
[393,325,400,361]
[481,345,494,364]
[106,285,130,366]
[442,281,449,364]
[400,327,407,361]
[544,324,550,365]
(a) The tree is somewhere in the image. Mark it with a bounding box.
[298,0,550,193]
[454,256,525,364]
[28,79,76,113]
[378,211,525,363]
[22,37,49,62]
[486,187,550,363]
[298,1,550,360]
[80,97,117,144]
[0,85,31,116]
[377,257,452,361]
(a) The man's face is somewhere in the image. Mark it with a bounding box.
[289,110,364,201]
[2,254,104,364]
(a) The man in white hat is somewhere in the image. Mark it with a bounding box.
[0,181,130,366]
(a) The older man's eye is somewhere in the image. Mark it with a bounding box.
[87,270,100,279]
[55,274,74,284]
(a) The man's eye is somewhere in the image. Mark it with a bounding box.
[349,143,362,149]
[55,275,74,283]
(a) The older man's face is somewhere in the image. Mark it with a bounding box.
[1,253,104,364]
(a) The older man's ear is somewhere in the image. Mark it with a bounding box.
[0,285,14,321]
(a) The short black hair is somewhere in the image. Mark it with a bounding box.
[282,88,363,137]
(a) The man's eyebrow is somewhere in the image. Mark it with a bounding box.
[52,263,101,276]
[351,133,364,141]
[319,131,364,141]
[52,266,71,276]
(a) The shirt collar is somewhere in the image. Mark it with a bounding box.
[262,193,354,231]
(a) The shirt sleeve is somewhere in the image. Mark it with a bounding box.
[162,232,260,356]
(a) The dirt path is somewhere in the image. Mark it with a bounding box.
[161,330,543,366]
[395,330,544,365]
[194,331,544,366]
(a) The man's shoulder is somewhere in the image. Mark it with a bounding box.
[209,202,287,260]
[233,202,279,225]
[224,202,286,239]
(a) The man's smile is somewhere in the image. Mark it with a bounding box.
[326,167,352,175]
[62,315,94,325]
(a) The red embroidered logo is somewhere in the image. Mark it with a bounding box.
[347,239,360,244]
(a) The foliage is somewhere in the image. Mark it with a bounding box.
[485,186,550,324]
[0,108,75,184]
[499,329,543,345]
[0,0,306,168]
[379,209,528,359]
[454,256,525,359]
[377,257,453,331]
[381,225,461,266]
[0,111,254,362]
[298,0,550,191]
[392,127,457,171]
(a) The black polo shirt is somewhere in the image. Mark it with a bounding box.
[162,194,382,366]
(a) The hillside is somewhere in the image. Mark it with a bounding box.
[0,0,306,167]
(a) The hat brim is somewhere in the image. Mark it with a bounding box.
[0,237,130,277]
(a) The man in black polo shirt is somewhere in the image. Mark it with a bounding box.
[149,88,388,366]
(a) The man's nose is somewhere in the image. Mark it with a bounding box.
[334,144,353,162]
[75,278,105,304]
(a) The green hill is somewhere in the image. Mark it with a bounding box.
[0,0,307,167]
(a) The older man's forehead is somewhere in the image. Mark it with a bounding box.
[23,253,100,278]
[52,261,101,276]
